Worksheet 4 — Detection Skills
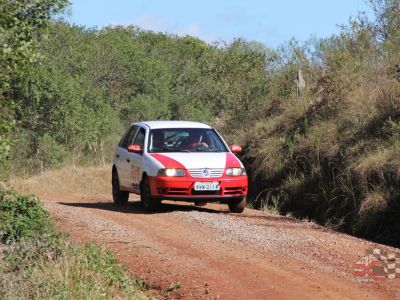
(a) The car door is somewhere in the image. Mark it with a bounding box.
[115,125,138,189]
[126,127,147,189]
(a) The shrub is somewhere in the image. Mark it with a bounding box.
[375,80,400,120]
[0,189,150,299]
[0,190,53,243]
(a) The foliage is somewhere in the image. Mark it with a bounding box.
[0,0,68,161]
[2,21,268,175]
[0,189,52,243]
[240,1,400,246]
[0,188,150,299]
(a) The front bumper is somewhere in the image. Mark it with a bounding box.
[148,175,248,201]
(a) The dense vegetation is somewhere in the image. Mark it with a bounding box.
[1,0,400,246]
[241,1,400,246]
[3,23,269,174]
[0,189,150,299]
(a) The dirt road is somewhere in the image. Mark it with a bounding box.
[41,194,399,299]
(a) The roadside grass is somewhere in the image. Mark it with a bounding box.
[9,164,111,198]
[247,194,281,214]
[0,189,151,299]
[241,73,400,247]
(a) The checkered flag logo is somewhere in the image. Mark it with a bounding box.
[354,248,400,282]
[365,248,400,280]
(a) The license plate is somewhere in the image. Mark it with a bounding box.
[194,182,220,191]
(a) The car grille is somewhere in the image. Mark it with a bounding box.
[187,168,224,178]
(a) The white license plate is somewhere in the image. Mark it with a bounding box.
[194,182,220,191]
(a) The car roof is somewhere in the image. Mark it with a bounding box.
[132,121,212,130]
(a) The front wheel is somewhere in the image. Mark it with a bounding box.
[140,177,160,212]
[228,197,246,213]
[112,169,129,205]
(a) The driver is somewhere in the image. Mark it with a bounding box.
[180,131,208,150]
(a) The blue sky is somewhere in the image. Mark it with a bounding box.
[68,0,373,48]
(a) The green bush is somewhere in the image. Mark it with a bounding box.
[0,190,53,243]
[0,189,150,299]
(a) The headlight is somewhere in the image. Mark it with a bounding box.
[157,168,185,177]
[226,168,246,176]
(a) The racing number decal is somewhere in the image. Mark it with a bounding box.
[131,166,140,177]
[131,166,141,186]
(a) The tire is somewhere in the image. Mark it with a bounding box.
[112,169,129,206]
[140,176,160,212]
[228,197,246,213]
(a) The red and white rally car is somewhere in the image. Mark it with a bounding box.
[112,121,248,212]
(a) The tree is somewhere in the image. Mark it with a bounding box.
[367,0,400,61]
[0,0,68,161]
[368,0,400,41]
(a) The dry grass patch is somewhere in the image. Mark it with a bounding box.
[359,190,388,217]
[9,165,112,198]
[353,138,400,181]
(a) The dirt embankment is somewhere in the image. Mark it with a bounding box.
[11,166,400,299]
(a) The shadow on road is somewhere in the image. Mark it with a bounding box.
[58,200,226,215]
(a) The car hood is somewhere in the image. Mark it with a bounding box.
[150,152,242,169]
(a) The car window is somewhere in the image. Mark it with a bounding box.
[118,128,129,147]
[148,128,228,153]
[120,125,138,149]
[133,128,146,149]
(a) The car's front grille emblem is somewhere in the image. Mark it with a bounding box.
[202,168,210,178]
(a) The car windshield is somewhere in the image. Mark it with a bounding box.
[148,128,228,153]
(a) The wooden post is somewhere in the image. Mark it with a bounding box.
[40,160,44,175]
[296,69,306,99]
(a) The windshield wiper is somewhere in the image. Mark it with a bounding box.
[193,148,224,152]
[162,146,190,152]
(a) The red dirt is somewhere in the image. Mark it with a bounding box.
[42,194,399,299]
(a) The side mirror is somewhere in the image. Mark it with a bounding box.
[127,144,142,153]
[230,144,242,153]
